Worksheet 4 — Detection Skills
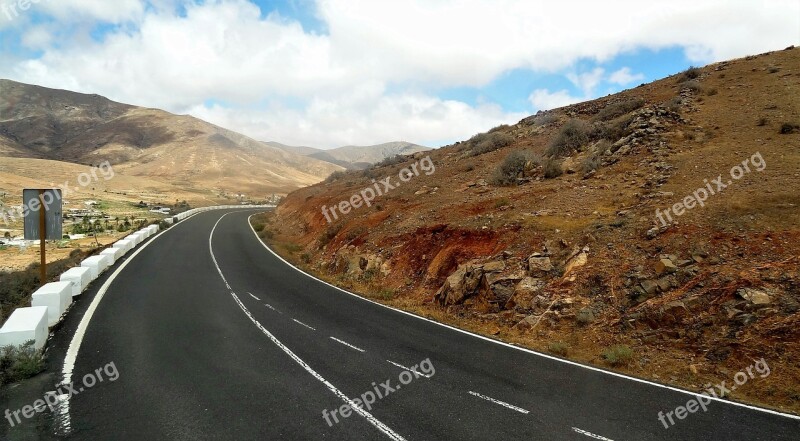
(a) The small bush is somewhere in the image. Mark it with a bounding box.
[678,66,701,82]
[780,123,799,134]
[319,223,342,247]
[757,118,768,127]
[374,155,407,168]
[1,341,45,385]
[666,97,682,113]
[546,119,589,157]
[602,345,634,367]
[548,341,569,357]
[300,253,311,264]
[324,170,348,184]
[680,80,703,92]
[595,98,645,121]
[253,223,266,232]
[534,113,559,126]
[706,88,718,96]
[581,155,602,173]
[468,132,515,157]
[488,124,510,133]
[768,66,780,74]
[258,228,274,240]
[543,157,563,179]
[494,198,511,209]
[491,151,536,186]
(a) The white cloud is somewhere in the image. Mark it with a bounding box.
[3,0,799,147]
[528,89,582,112]
[608,67,645,86]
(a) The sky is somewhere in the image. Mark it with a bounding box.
[0,1,798,149]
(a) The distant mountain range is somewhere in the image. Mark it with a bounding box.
[0,79,344,197]
[265,141,431,170]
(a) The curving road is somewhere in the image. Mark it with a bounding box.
[30,209,800,440]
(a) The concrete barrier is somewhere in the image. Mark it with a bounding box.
[147,225,159,235]
[101,246,125,264]
[113,239,134,254]
[59,267,93,296]
[31,282,73,326]
[81,255,110,278]
[0,307,49,350]
[125,233,142,246]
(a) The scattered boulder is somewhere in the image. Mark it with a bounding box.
[482,260,506,273]
[434,264,485,306]
[528,253,553,275]
[737,288,772,306]
[655,257,678,275]
[564,247,589,276]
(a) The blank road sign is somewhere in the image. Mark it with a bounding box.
[23,189,63,241]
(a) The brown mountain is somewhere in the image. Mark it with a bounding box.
[267,141,431,169]
[0,79,343,196]
[265,46,800,413]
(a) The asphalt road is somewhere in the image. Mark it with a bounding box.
[31,209,800,440]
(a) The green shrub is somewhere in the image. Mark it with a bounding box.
[324,170,348,184]
[253,223,266,232]
[595,99,645,121]
[546,119,589,157]
[581,155,602,173]
[602,345,634,367]
[678,66,701,82]
[680,80,703,92]
[548,341,569,356]
[1,341,45,385]
[543,157,563,179]
[374,155,408,168]
[494,198,511,208]
[319,223,342,247]
[488,124,510,133]
[467,132,515,157]
[491,151,538,186]
[300,253,312,264]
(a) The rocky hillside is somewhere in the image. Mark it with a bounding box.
[0,80,342,196]
[264,46,800,413]
[268,141,430,169]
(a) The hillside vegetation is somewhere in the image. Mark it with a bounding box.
[264,47,800,413]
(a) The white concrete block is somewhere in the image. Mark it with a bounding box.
[81,255,110,278]
[113,239,134,254]
[59,267,93,296]
[31,282,73,327]
[147,224,159,235]
[0,307,49,350]
[100,247,123,265]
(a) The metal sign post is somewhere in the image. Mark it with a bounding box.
[23,189,63,286]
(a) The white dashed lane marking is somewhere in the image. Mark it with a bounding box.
[292,318,316,331]
[386,360,433,378]
[572,427,615,441]
[248,292,261,301]
[330,337,366,353]
[468,391,530,414]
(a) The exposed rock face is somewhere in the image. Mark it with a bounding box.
[528,253,553,276]
[434,264,486,306]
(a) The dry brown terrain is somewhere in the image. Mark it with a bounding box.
[265,47,800,414]
[0,79,343,198]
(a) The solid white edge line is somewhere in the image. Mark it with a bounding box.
[60,208,242,434]
[210,213,405,441]
[293,318,316,331]
[330,336,366,353]
[245,214,800,421]
[248,292,262,301]
[386,360,432,378]
[468,391,530,414]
